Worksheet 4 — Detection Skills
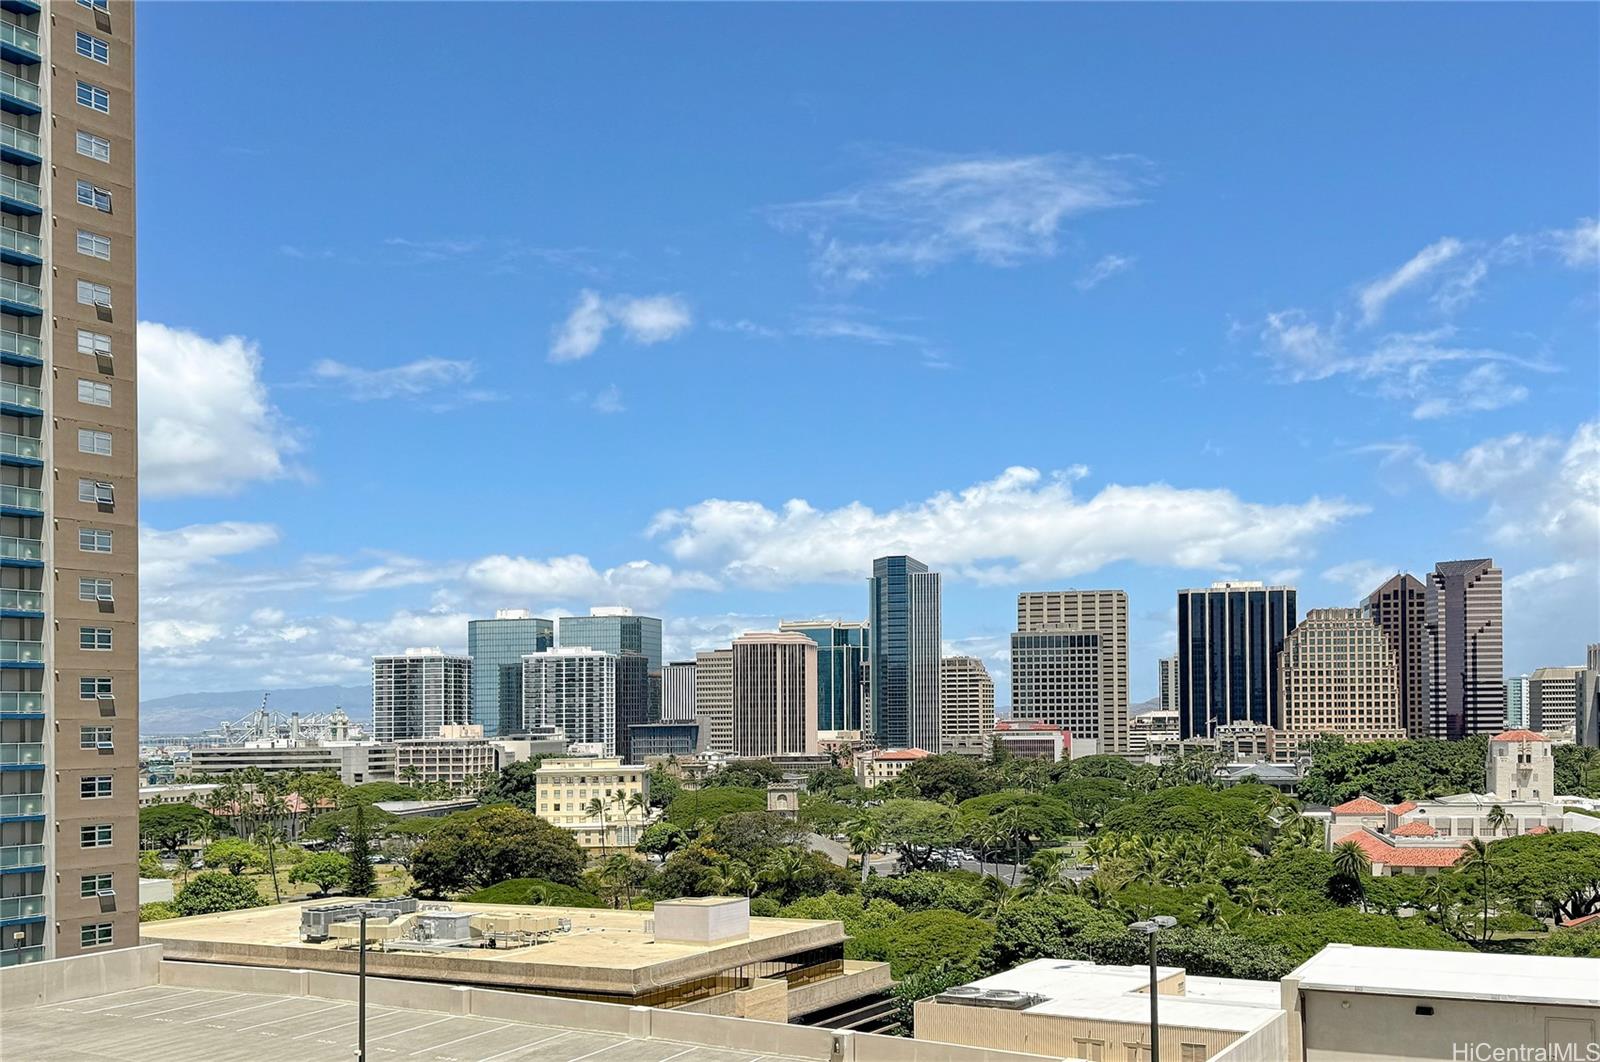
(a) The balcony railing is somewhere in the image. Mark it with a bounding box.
[0,123,38,159]
[0,793,42,817]
[0,641,42,665]
[0,277,41,311]
[0,535,40,562]
[0,380,40,409]
[0,72,38,106]
[0,329,38,362]
[0,433,39,461]
[0,741,41,763]
[0,842,43,869]
[0,690,41,713]
[0,226,39,260]
[0,944,43,966]
[0,487,42,513]
[0,894,42,920]
[0,587,42,613]
[0,21,39,59]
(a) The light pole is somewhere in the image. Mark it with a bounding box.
[355,909,368,1062]
[1129,915,1176,1062]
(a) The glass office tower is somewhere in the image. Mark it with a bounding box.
[779,620,868,732]
[557,608,663,672]
[1176,582,1297,739]
[468,610,553,736]
[868,555,942,752]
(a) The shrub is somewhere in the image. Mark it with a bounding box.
[139,901,179,922]
[174,872,265,916]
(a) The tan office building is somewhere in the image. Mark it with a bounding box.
[394,725,500,792]
[939,655,994,754]
[0,0,141,968]
[693,647,733,755]
[730,631,817,758]
[1278,608,1405,749]
[1015,591,1129,753]
[535,756,650,850]
[1529,665,1584,735]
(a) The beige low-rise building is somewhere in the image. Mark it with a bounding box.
[535,756,650,850]
[853,747,931,789]
[394,724,499,791]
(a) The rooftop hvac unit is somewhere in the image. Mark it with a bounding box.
[972,989,1043,1010]
[300,902,363,942]
[413,912,473,944]
[936,986,983,1005]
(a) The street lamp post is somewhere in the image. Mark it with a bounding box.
[1129,915,1176,1062]
[355,909,368,1062]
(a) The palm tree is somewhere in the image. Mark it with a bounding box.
[1486,804,1510,838]
[996,806,1029,886]
[584,797,609,859]
[846,819,880,884]
[757,847,809,906]
[1193,894,1230,929]
[1332,840,1371,912]
[704,859,753,897]
[1234,884,1274,918]
[626,792,649,843]
[1023,849,1071,897]
[1459,838,1494,943]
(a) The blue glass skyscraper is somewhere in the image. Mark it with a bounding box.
[780,619,869,733]
[468,610,554,736]
[556,608,663,672]
[868,555,942,752]
[1176,582,1297,739]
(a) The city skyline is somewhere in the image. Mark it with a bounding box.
[134,4,1597,709]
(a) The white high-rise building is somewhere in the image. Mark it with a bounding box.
[521,647,622,756]
[662,660,697,723]
[1529,667,1584,736]
[1016,591,1129,753]
[371,650,471,743]
[694,648,734,754]
[1158,655,1180,712]
[940,656,995,755]
[1506,675,1530,729]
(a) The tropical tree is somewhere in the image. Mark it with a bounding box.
[288,852,351,897]
[1486,804,1510,838]
[1458,838,1494,943]
[174,872,265,916]
[202,838,265,877]
[585,797,610,858]
[1331,840,1371,912]
[346,801,378,897]
[847,818,880,884]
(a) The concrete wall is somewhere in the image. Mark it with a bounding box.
[1,943,160,1008]
[916,999,1250,1061]
[1300,988,1599,1062]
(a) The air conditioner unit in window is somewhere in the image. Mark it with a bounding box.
[96,888,115,898]
[96,741,113,750]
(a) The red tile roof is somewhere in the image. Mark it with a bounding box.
[1491,729,1550,742]
[1332,796,1388,815]
[1391,821,1437,837]
[874,748,933,762]
[1527,825,1550,835]
[1389,801,1419,815]
[1560,912,1600,929]
[1347,831,1466,868]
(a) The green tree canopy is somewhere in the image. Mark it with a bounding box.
[1534,926,1600,958]
[958,790,1075,846]
[1298,736,1488,806]
[986,893,1126,970]
[635,821,689,857]
[1101,785,1275,838]
[646,765,683,809]
[703,759,785,789]
[202,838,266,876]
[858,909,994,978]
[874,799,961,870]
[481,759,546,811]
[287,852,351,897]
[1238,909,1472,966]
[464,878,605,908]
[411,805,585,895]
[662,786,766,828]
[890,755,995,804]
[1487,832,1600,922]
[861,869,994,916]
[1046,777,1130,833]
[175,872,265,916]
[140,803,218,850]
[702,812,799,866]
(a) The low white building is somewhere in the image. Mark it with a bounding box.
[534,757,650,851]
[394,724,500,791]
[854,747,932,789]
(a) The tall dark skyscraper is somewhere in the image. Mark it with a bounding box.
[1176,581,1298,739]
[468,610,554,736]
[556,607,663,672]
[779,619,868,733]
[868,555,942,751]
[1425,558,1504,740]
[1362,573,1427,738]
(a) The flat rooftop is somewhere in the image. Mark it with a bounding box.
[142,900,843,997]
[956,959,1283,1034]
[1292,943,1600,1007]
[6,983,811,1062]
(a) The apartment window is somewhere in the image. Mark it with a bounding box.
[79,528,112,553]
[77,329,112,356]
[76,279,112,307]
[76,180,112,213]
[79,723,113,746]
[75,131,111,163]
[80,873,112,898]
[78,379,112,407]
[80,626,112,651]
[76,81,110,114]
[79,479,115,505]
[76,230,111,261]
[80,823,112,848]
[76,31,110,64]
[81,922,114,948]
[78,429,113,456]
[79,577,114,602]
[80,775,112,799]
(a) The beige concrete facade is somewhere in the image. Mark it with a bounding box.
[939,655,995,754]
[535,756,649,850]
[1529,665,1583,735]
[394,725,499,791]
[694,647,734,755]
[731,632,818,758]
[1278,608,1406,747]
[1015,591,1129,754]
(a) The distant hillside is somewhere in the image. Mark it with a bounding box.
[1130,696,1162,716]
[139,684,369,736]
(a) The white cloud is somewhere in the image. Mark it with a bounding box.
[649,466,1362,588]
[138,322,298,497]
[141,522,282,593]
[1321,560,1404,597]
[463,554,717,608]
[1550,217,1600,267]
[1358,237,1463,325]
[549,290,692,362]
[1410,362,1528,420]
[795,317,924,346]
[310,357,479,401]
[591,385,626,414]
[1075,254,1135,291]
[1414,430,1562,500]
[769,153,1145,284]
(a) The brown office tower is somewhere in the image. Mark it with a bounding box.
[1424,559,1504,740]
[1361,573,1427,739]
[0,0,139,967]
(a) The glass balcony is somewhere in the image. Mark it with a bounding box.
[0,329,39,366]
[0,641,42,665]
[0,174,39,218]
[0,276,40,316]
[0,587,41,613]
[0,21,39,63]
[0,944,43,966]
[0,842,43,869]
[0,535,40,563]
[0,379,41,410]
[0,793,42,818]
[0,690,41,714]
[0,432,39,463]
[0,740,41,763]
[0,894,42,920]
[0,71,38,113]
[0,122,38,164]
[0,226,39,263]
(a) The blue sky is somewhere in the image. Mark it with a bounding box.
[135,3,1599,706]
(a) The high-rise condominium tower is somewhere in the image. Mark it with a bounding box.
[661,660,697,723]
[1506,675,1530,729]
[521,646,646,757]
[1176,582,1298,739]
[1361,573,1427,738]
[731,632,818,758]
[779,619,868,733]
[939,656,995,754]
[467,610,553,737]
[0,0,141,966]
[869,555,941,751]
[557,607,663,672]
[1158,655,1180,712]
[1277,609,1405,747]
[1529,666,1584,735]
[372,650,471,743]
[1424,559,1504,740]
[1015,591,1129,753]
